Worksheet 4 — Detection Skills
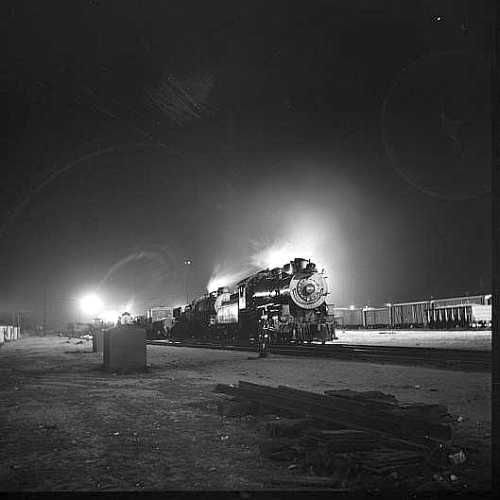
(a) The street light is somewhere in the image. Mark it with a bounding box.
[79,293,103,318]
[184,259,192,304]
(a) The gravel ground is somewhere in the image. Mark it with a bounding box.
[0,336,491,492]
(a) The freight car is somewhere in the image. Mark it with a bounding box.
[333,294,491,330]
[137,306,174,339]
[330,307,364,329]
[390,301,430,328]
[363,307,391,328]
[428,304,492,329]
[171,257,333,346]
[430,294,492,307]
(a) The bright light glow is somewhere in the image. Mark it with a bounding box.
[122,300,134,315]
[79,293,103,316]
[252,241,310,270]
[250,209,330,273]
[207,267,250,293]
[101,309,120,324]
[206,203,338,294]
[349,305,356,310]
[100,299,134,324]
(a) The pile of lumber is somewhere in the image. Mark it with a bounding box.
[214,381,453,485]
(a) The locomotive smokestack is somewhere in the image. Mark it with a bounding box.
[293,258,308,273]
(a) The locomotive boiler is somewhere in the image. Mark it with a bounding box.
[171,257,332,345]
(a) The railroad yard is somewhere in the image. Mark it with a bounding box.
[0,335,491,492]
[4,0,493,494]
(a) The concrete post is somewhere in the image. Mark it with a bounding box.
[103,326,146,373]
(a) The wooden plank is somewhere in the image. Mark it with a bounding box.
[213,383,239,396]
[269,478,348,489]
[233,383,432,451]
[266,417,314,438]
[277,385,451,442]
[324,389,398,406]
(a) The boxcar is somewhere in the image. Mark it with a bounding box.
[332,307,364,328]
[363,307,391,328]
[428,304,492,329]
[391,301,430,328]
[431,294,491,308]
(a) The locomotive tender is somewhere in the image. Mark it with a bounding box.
[171,257,332,345]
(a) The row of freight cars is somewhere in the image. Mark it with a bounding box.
[135,306,175,339]
[330,294,492,329]
[0,325,21,346]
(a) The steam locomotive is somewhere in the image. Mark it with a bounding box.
[171,257,332,345]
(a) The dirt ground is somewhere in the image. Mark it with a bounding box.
[0,336,491,492]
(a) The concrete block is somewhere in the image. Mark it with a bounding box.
[103,327,146,373]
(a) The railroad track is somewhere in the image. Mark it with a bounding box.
[146,340,491,372]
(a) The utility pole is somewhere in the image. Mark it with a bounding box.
[184,259,192,304]
[42,280,47,336]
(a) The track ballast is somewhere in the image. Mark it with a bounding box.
[146,340,490,372]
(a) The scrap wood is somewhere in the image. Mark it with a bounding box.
[326,390,450,424]
[358,449,425,462]
[302,448,362,477]
[275,385,450,443]
[309,429,376,439]
[324,389,398,407]
[304,429,379,445]
[217,399,258,420]
[304,429,380,447]
[356,449,426,473]
[279,385,451,441]
[216,381,448,451]
[393,403,450,421]
[213,383,239,396]
[213,382,457,487]
[265,418,314,438]
[259,437,301,460]
[269,477,347,489]
[239,382,436,449]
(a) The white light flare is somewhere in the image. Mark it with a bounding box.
[250,205,333,275]
[206,203,339,294]
[207,267,252,293]
[252,240,316,270]
[101,309,120,324]
[79,293,103,316]
[100,299,134,325]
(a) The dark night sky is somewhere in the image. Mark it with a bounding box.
[2,0,494,326]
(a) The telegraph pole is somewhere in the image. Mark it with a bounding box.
[184,259,192,304]
[42,280,47,336]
